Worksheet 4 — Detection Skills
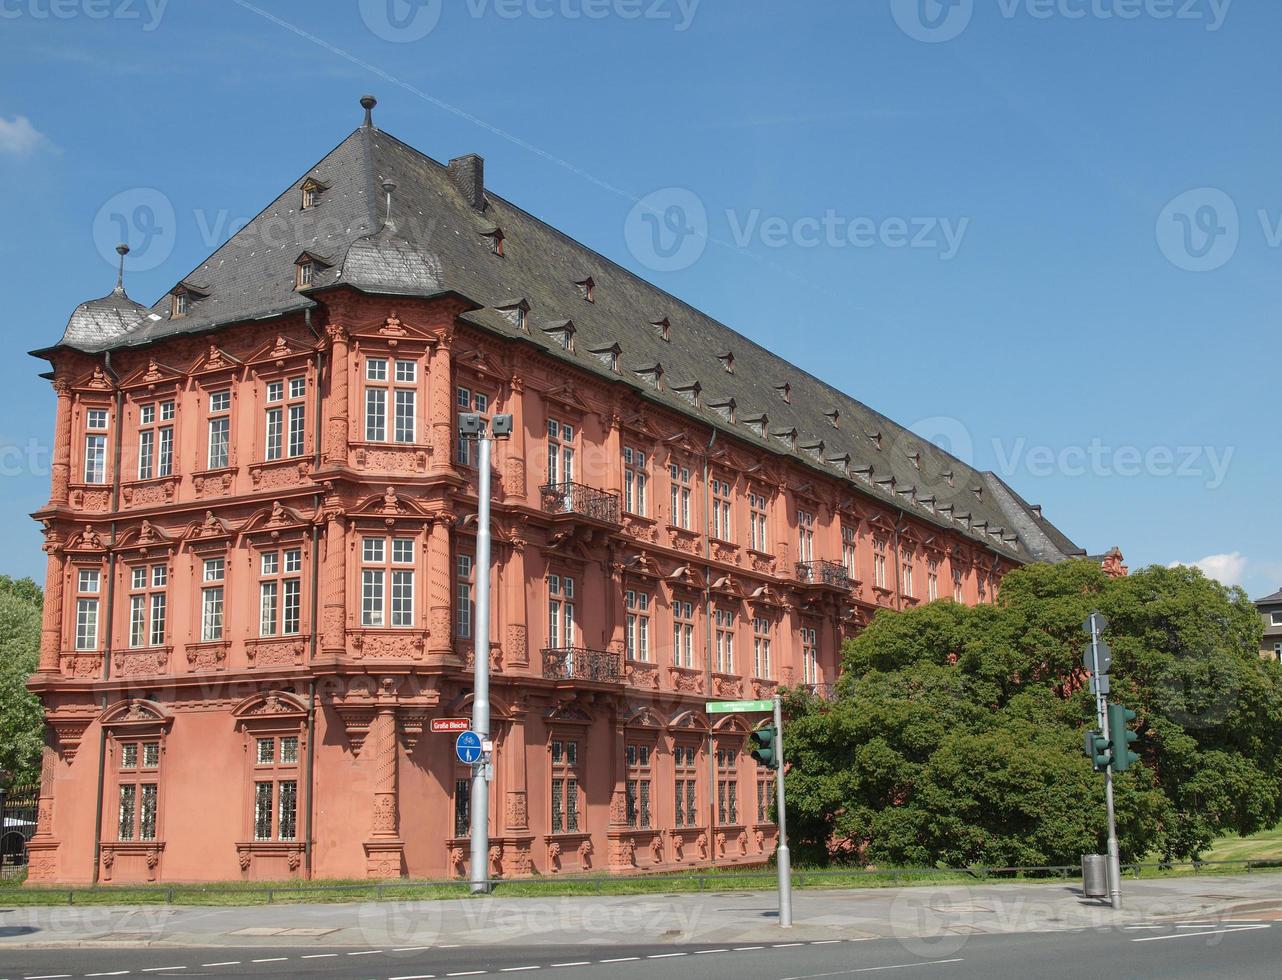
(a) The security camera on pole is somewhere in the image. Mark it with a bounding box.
[458,410,513,895]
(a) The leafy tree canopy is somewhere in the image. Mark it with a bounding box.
[0,575,43,786]
[784,561,1282,867]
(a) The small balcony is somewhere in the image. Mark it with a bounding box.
[539,482,621,526]
[796,559,852,590]
[541,647,622,684]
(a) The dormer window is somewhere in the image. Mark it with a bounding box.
[773,427,797,449]
[825,409,840,429]
[635,364,664,389]
[589,343,622,373]
[543,320,575,352]
[293,252,331,291]
[717,352,735,374]
[650,316,671,342]
[172,293,190,318]
[775,382,791,404]
[576,277,595,302]
[486,229,505,256]
[300,177,328,210]
[709,398,736,423]
[744,414,768,438]
[297,261,316,288]
[868,431,883,450]
[672,381,701,407]
[498,300,530,332]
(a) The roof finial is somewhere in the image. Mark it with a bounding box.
[361,94,377,129]
[381,179,397,230]
[114,243,130,295]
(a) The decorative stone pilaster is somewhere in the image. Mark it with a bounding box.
[428,340,455,476]
[325,325,349,466]
[37,533,65,674]
[320,509,346,659]
[426,514,459,665]
[363,706,405,878]
[49,377,72,506]
[25,740,61,882]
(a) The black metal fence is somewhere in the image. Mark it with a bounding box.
[539,482,621,525]
[1,783,38,878]
[541,647,623,683]
[796,560,851,589]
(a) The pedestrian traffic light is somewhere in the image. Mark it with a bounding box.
[1084,729,1111,772]
[749,725,779,770]
[1108,704,1140,772]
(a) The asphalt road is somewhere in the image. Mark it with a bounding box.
[0,920,1277,980]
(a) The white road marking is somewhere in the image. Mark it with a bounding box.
[394,947,433,952]
[201,964,241,968]
[86,974,130,978]
[251,958,288,963]
[647,953,687,959]
[734,945,764,951]
[812,941,842,945]
[549,963,590,968]
[348,950,383,955]
[500,968,541,973]
[141,968,187,973]
[26,975,72,979]
[1134,925,1271,943]
[781,959,964,980]
[446,973,486,977]
[390,975,438,979]
[695,949,730,954]
[302,953,339,959]
[774,942,805,947]
[600,957,640,963]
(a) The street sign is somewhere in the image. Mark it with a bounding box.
[455,731,483,765]
[1083,611,1109,637]
[707,699,773,714]
[1082,640,1112,675]
[1091,674,1110,696]
[431,718,471,734]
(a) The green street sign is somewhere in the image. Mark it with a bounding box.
[707,699,773,714]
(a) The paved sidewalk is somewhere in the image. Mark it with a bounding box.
[2,873,1281,950]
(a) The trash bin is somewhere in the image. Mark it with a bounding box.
[1082,854,1108,898]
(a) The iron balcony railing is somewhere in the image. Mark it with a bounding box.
[796,559,852,590]
[539,482,621,525]
[541,647,623,683]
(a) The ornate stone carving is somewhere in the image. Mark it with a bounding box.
[578,838,593,869]
[672,835,684,861]
[350,631,425,661]
[737,830,748,854]
[489,844,503,877]
[649,835,664,864]
[610,837,636,869]
[245,638,306,668]
[695,833,708,860]
[625,661,660,691]
[609,790,628,826]
[668,667,704,694]
[186,642,229,672]
[716,832,727,858]
[113,648,169,677]
[249,460,310,489]
[506,791,529,831]
[193,470,236,498]
[70,488,110,511]
[754,827,766,852]
[509,842,533,876]
[504,624,528,666]
[713,675,742,698]
[449,846,466,877]
[503,456,526,497]
[121,478,179,506]
[354,447,429,473]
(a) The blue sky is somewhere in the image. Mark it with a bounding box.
[0,0,1275,597]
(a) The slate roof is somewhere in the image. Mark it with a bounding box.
[1255,588,1282,605]
[37,111,1084,564]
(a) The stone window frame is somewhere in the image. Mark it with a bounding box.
[231,691,308,875]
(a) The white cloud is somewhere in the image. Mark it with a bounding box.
[1168,552,1248,587]
[0,115,50,156]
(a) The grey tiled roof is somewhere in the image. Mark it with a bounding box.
[1255,588,1282,605]
[39,117,1084,563]
[57,286,149,349]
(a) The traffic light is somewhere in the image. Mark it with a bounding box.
[1108,704,1140,772]
[1084,729,1111,772]
[749,725,779,769]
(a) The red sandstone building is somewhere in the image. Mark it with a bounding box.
[26,98,1091,884]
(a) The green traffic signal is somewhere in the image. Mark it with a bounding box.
[1084,729,1111,771]
[749,725,779,770]
[1108,704,1140,773]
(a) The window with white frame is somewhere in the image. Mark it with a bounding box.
[455,387,491,466]
[116,738,160,842]
[84,408,109,484]
[716,744,739,825]
[265,377,307,461]
[672,599,696,668]
[1271,611,1282,627]
[714,605,735,674]
[360,535,415,627]
[623,446,648,516]
[546,419,575,484]
[669,463,692,529]
[927,558,940,601]
[712,476,733,541]
[873,538,888,589]
[625,743,652,829]
[842,525,857,578]
[207,390,231,470]
[364,358,417,444]
[953,566,964,603]
[137,400,175,481]
[901,550,916,598]
[625,589,651,662]
[75,568,101,650]
[127,563,167,648]
[748,490,769,552]
[674,743,699,828]
[259,548,303,637]
[456,553,475,640]
[547,574,576,648]
[801,626,819,685]
[252,734,300,842]
[797,509,815,563]
[550,737,580,834]
[752,616,773,679]
[200,557,225,642]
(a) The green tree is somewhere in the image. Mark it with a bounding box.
[784,560,1282,866]
[0,575,44,786]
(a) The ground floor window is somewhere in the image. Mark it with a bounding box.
[674,743,699,828]
[454,778,471,837]
[716,746,739,825]
[625,743,653,829]
[757,774,775,824]
[550,738,580,834]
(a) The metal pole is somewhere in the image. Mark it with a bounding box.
[1090,620,1122,911]
[773,693,793,928]
[470,432,493,895]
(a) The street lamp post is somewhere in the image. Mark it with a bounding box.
[460,412,512,896]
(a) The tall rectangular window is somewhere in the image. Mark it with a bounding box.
[623,446,648,516]
[797,509,815,564]
[801,626,819,685]
[748,490,769,552]
[901,551,916,599]
[712,477,733,541]
[873,538,888,589]
[672,600,695,668]
[252,735,300,842]
[454,778,471,837]
[393,360,416,443]
[716,746,739,825]
[75,568,100,650]
[669,463,692,529]
[953,566,964,603]
[127,563,167,648]
[259,549,302,636]
[547,574,576,648]
[365,358,388,442]
[360,536,415,627]
[201,557,225,641]
[674,744,699,828]
[153,400,175,478]
[456,554,475,640]
[757,772,775,825]
[550,738,580,834]
[547,419,575,484]
[752,617,772,679]
[842,525,858,579]
[116,738,160,842]
[84,408,108,484]
[625,589,651,662]
[207,390,231,470]
[625,743,652,830]
[365,358,415,444]
[928,558,940,601]
[714,606,735,674]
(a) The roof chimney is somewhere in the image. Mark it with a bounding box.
[360,94,377,129]
[448,154,486,212]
